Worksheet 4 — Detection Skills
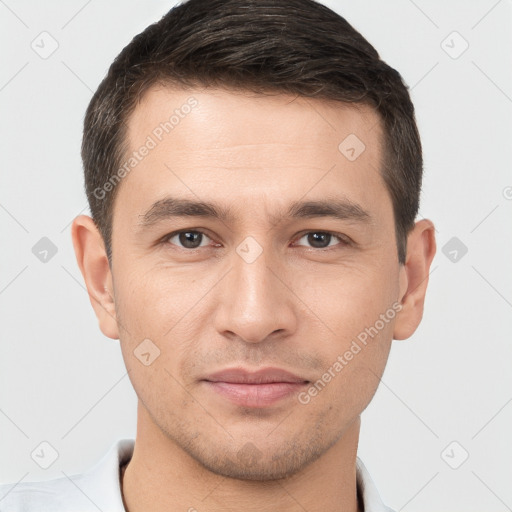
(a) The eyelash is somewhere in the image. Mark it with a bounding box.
[160,229,351,251]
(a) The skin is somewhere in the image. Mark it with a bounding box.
[72,86,436,512]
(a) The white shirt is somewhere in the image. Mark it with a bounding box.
[0,439,395,511]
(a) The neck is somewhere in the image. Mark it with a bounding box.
[121,403,363,512]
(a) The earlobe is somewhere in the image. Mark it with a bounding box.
[71,215,120,340]
[393,219,437,340]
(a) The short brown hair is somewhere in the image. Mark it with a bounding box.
[82,0,422,264]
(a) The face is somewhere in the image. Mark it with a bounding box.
[109,86,403,480]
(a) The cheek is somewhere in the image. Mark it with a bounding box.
[294,263,397,397]
[298,317,394,419]
[295,261,398,337]
[115,265,185,335]
[114,267,205,384]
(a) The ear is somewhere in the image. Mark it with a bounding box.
[71,215,119,340]
[393,219,436,340]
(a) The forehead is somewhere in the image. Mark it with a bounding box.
[127,85,382,152]
[117,85,388,224]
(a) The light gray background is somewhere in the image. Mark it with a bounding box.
[1,1,511,510]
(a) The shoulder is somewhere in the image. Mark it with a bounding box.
[0,439,134,512]
[356,456,396,512]
[0,472,96,512]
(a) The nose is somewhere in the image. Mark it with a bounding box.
[213,241,298,344]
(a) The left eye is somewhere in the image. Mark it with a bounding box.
[294,232,347,249]
[164,230,212,249]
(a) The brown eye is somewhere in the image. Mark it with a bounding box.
[294,232,347,249]
[165,230,211,249]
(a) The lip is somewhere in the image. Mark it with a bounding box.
[204,367,309,384]
[202,367,310,408]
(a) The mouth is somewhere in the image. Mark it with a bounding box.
[201,367,310,408]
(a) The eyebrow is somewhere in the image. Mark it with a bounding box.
[137,196,372,230]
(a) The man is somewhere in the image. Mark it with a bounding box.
[0,0,436,510]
